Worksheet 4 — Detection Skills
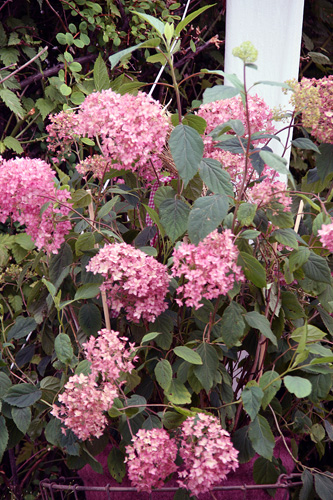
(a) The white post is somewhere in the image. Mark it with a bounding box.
[224,0,305,163]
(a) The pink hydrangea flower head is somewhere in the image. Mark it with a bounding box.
[86,243,170,323]
[83,328,137,382]
[177,413,239,496]
[197,94,275,185]
[249,168,291,212]
[318,222,333,253]
[51,373,117,441]
[0,157,71,253]
[76,155,112,180]
[125,428,178,493]
[73,90,170,181]
[172,229,244,309]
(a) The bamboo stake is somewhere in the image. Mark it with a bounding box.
[87,190,111,330]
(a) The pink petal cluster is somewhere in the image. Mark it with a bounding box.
[249,172,291,211]
[83,328,137,382]
[51,373,118,441]
[172,230,243,309]
[47,90,170,181]
[177,413,239,496]
[290,75,333,144]
[197,94,275,184]
[0,157,71,253]
[125,428,178,493]
[318,222,333,253]
[52,329,137,440]
[86,243,170,323]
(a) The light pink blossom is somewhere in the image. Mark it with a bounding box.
[172,230,243,309]
[318,222,333,253]
[125,428,178,493]
[0,157,71,253]
[86,243,170,322]
[52,329,137,440]
[177,413,239,496]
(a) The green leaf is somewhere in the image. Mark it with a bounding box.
[146,53,167,64]
[193,343,219,392]
[155,359,173,390]
[188,194,229,244]
[231,425,255,463]
[182,114,207,134]
[198,158,234,196]
[141,332,162,344]
[268,209,294,229]
[3,384,42,408]
[245,311,277,346]
[93,54,110,91]
[174,346,202,365]
[281,291,305,320]
[253,80,292,89]
[70,189,92,208]
[154,186,176,210]
[302,252,332,284]
[248,415,275,460]
[0,416,9,462]
[220,302,246,348]
[289,247,310,273]
[107,447,126,484]
[59,84,71,96]
[272,228,299,249]
[7,316,37,341]
[109,39,160,69]
[159,198,190,242]
[74,283,101,300]
[49,243,73,284]
[3,136,23,154]
[169,124,204,186]
[175,4,213,35]
[80,137,95,146]
[0,372,12,398]
[259,150,289,176]
[242,382,264,421]
[0,88,24,118]
[181,173,203,201]
[291,325,326,343]
[78,303,102,336]
[165,380,192,405]
[240,229,261,239]
[238,252,267,288]
[315,144,333,182]
[314,473,333,500]
[132,11,165,37]
[253,457,280,487]
[97,196,120,219]
[75,233,95,256]
[292,138,320,154]
[54,333,73,364]
[259,371,282,409]
[202,85,240,105]
[300,470,314,500]
[284,376,312,398]
[238,202,257,226]
[11,407,31,434]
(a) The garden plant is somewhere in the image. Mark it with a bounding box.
[0,3,333,500]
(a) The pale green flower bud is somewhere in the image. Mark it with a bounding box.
[232,41,258,63]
